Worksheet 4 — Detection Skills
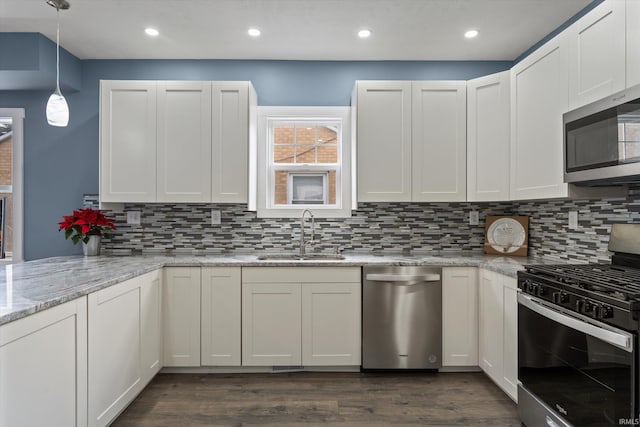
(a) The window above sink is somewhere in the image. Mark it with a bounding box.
[256,106,352,218]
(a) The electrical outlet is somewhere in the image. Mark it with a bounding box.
[469,211,479,226]
[211,209,221,225]
[568,211,578,230]
[126,211,141,225]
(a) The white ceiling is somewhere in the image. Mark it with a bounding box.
[0,0,594,61]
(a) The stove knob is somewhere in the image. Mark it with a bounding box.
[536,285,546,297]
[592,304,602,319]
[582,301,593,314]
[599,305,614,319]
[530,284,539,295]
[552,292,569,304]
[576,299,585,312]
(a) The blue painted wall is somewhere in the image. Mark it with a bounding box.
[1,57,512,260]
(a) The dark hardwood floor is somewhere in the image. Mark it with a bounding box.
[112,371,520,426]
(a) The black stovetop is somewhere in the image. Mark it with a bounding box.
[524,263,640,303]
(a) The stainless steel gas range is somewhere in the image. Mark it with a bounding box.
[517,224,640,427]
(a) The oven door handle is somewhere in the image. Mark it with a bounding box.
[518,293,633,352]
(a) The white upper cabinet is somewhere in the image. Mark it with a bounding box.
[411,81,467,202]
[356,81,412,202]
[100,80,157,203]
[467,71,510,202]
[627,0,640,88]
[212,82,254,203]
[568,0,626,109]
[157,81,212,202]
[354,80,466,202]
[100,80,255,204]
[510,32,569,200]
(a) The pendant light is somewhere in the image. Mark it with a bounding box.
[46,0,71,127]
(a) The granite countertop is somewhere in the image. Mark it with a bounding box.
[0,252,559,326]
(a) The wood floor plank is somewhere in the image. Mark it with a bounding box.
[112,372,520,426]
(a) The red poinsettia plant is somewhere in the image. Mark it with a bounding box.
[58,208,117,244]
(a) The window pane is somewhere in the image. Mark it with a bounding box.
[274,125,294,145]
[317,145,338,163]
[328,170,337,204]
[295,146,317,163]
[0,119,12,186]
[292,175,324,204]
[274,145,295,163]
[274,171,289,205]
[317,126,338,145]
[295,126,316,145]
[0,117,12,258]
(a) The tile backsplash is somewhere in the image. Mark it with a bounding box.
[102,185,640,263]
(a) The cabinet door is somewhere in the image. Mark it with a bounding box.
[412,81,467,201]
[157,81,212,202]
[100,80,157,202]
[356,81,412,202]
[0,298,87,427]
[478,269,503,382]
[302,282,361,366]
[502,276,518,402]
[568,0,626,109]
[467,71,510,202]
[140,269,162,383]
[88,277,142,427]
[510,33,569,200]
[442,267,478,367]
[201,267,241,366]
[627,0,640,88]
[163,267,201,367]
[242,283,302,366]
[212,82,250,203]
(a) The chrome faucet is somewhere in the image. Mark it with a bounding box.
[300,209,315,256]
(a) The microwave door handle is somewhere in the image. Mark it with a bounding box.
[518,293,633,352]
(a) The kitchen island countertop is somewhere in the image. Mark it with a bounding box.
[0,252,560,325]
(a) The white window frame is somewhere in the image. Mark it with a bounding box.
[0,108,25,264]
[256,106,352,218]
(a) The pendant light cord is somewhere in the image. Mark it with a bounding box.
[55,8,61,93]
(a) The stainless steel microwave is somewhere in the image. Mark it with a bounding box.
[564,84,640,185]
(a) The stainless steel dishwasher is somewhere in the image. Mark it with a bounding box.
[362,265,442,370]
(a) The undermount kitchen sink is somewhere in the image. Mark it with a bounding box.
[257,253,346,261]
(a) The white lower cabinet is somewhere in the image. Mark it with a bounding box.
[163,267,201,367]
[201,267,242,366]
[242,282,302,366]
[0,298,87,427]
[140,270,163,382]
[88,270,162,427]
[302,282,361,366]
[242,267,361,366]
[478,268,518,402]
[442,267,478,367]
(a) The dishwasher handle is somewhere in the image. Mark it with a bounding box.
[365,273,441,283]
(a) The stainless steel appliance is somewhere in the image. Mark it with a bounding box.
[517,224,640,427]
[362,266,442,370]
[564,84,640,185]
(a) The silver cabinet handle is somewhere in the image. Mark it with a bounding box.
[518,293,633,352]
[365,274,441,282]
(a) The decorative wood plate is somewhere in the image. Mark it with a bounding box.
[484,215,529,257]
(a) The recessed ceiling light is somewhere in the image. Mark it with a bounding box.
[145,28,159,37]
[358,29,372,39]
[464,29,479,39]
[248,28,261,37]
